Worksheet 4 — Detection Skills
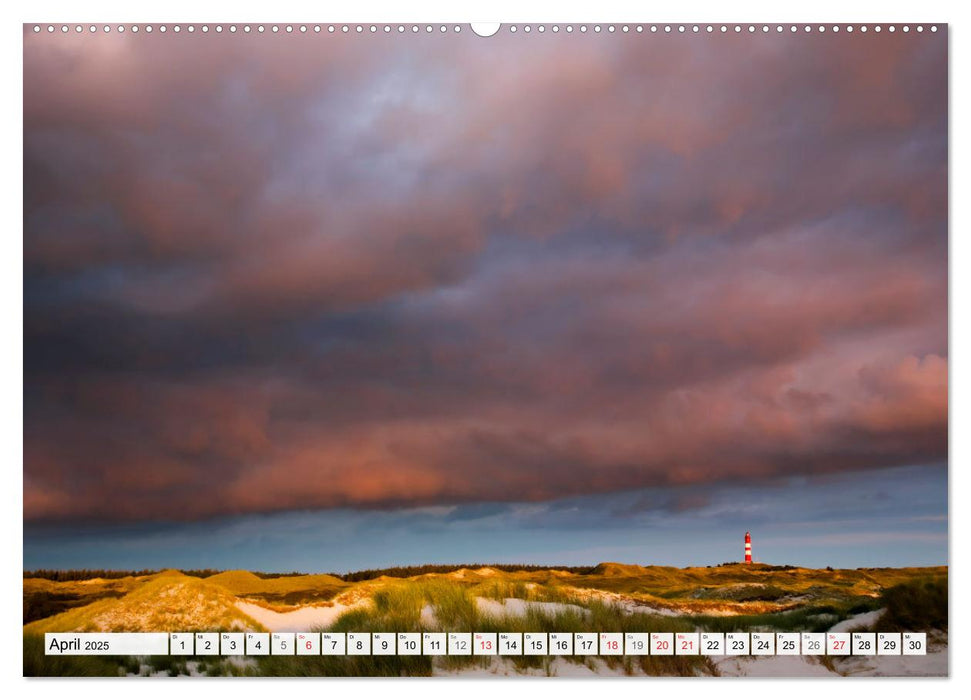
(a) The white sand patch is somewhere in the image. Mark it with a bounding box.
[475,597,589,619]
[828,608,885,632]
[550,657,631,677]
[564,586,694,617]
[236,600,363,632]
[623,602,683,617]
[127,663,171,677]
[833,648,947,676]
[224,655,257,671]
[714,655,836,677]
[185,660,206,677]
[433,658,520,678]
[434,656,628,677]
[420,604,438,627]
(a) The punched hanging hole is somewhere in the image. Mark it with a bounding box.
[470,23,501,37]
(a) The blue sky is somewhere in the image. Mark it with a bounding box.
[24,464,946,572]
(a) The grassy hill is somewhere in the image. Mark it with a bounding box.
[24,562,947,631]
[204,570,348,604]
[24,573,147,624]
[24,571,263,633]
[23,562,947,677]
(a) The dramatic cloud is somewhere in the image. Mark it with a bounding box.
[24,29,947,522]
[24,465,948,571]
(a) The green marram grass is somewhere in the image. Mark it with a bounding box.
[23,562,947,676]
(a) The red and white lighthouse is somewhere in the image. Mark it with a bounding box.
[744,531,752,564]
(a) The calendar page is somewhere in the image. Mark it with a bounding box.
[22,20,947,679]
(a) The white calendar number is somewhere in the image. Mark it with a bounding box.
[347,632,371,656]
[801,632,825,656]
[700,632,724,655]
[271,632,295,655]
[625,632,649,656]
[372,632,395,656]
[751,632,774,656]
[220,632,244,655]
[902,632,926,656]
[195,633,219,656]
[524,632,547,656]
[296,632,320,655]
[42,628,939,658]
[725,632,749,656]
[246,633,269,656]
[651,632,674,656]
[574,632,597,655]
[474,632,497,656]
[448,632,472,656]
[549,632,573,656]
[321,632,346,656]
[852,632,875,656]
[397,633,421,656]
[675,632,699,656]
[170,633,193,655]
[599,632,623,656]
[423,632,446,656]
[776,633,800,656]
[877,632,901,655]
[827,633,850,656]
[499,633,523,656]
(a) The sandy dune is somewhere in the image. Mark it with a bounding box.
[714,647,947,677]
[833,649,948,676]
[829,608,885,632]
[475,597,589,619]
[713,617,946,677]
[235,601,360,632]
[438,656,627,677]
[714,655,836,677]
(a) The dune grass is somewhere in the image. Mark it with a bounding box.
[24,572,263,634]
[23,563,947,677]
[684,596,886,634]
[204,570,349,605]
[876,577,948,632]
[302,580,713,676]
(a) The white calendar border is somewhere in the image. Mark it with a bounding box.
[5,0,962,698]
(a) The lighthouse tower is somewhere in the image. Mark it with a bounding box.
[744,531,752,564]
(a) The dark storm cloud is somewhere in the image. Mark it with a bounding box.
[23,465,948,570]
[23,29,947,522]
